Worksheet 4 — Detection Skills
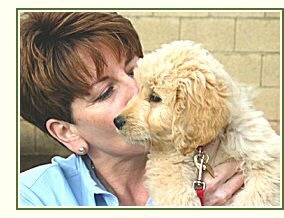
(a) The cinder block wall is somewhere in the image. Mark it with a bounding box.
[20,11,281,171]
[121,11,280,131]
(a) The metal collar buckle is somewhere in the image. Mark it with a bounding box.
[193,146,209,190]
[193,180,206,190]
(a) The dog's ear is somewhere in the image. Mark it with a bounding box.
[172,70,230,156]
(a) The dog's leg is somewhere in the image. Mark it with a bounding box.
[231,161,280,206]
[222,111,280,206]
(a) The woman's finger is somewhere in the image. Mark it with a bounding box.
[207,160,240,184]
[223,172,244,198]
[203,160,239,194]
[203,162,243,206]
[213,173,244,206]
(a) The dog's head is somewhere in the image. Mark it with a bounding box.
[115,41,231,155]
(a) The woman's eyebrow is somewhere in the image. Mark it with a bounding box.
[125,57,132,66]
[125,57,139,71]
[125,56,138,67]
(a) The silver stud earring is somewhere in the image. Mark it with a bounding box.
[79,147,85,154]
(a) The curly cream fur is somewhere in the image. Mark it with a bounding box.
[118,40,280,206]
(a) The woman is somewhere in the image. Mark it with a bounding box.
[20,12,244,206]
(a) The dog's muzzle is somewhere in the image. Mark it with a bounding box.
[113,116,126,130]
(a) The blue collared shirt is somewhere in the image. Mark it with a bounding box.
[19,154,153,206]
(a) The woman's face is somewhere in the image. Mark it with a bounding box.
[71,47,147,157]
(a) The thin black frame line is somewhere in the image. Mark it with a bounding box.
[16,8,19,210]
[16,207,284,210]
[282,10,284,210]
[16,8,284,210]
[16,8,284,10]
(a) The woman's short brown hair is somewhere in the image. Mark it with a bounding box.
[20,12,143,134]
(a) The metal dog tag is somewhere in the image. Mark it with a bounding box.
[194,152,215,178]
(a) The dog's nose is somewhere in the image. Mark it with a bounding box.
[113,116,126,130]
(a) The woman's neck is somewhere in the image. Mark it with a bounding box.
[88,149,149,206]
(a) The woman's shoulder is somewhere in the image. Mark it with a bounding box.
[19,154,84,206]
[20,154,80,188]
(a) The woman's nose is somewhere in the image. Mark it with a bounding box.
[129,77,139,95]
[116,73,139,108]
[124,77,139,101]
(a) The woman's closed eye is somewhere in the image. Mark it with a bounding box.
[127,70,134,78]
[96,86,114,102]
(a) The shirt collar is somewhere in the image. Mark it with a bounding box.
[53,154,153,206]
[81,154,153,206]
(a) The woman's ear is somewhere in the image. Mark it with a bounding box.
[46,119,88,155]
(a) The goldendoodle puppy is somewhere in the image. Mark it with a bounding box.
[114,41,280,206]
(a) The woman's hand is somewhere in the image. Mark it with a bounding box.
[203,160,244,206]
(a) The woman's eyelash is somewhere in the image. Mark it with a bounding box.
[128,71,134,77]
[96,86,114,102]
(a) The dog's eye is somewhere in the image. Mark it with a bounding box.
[150,94,162,103]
